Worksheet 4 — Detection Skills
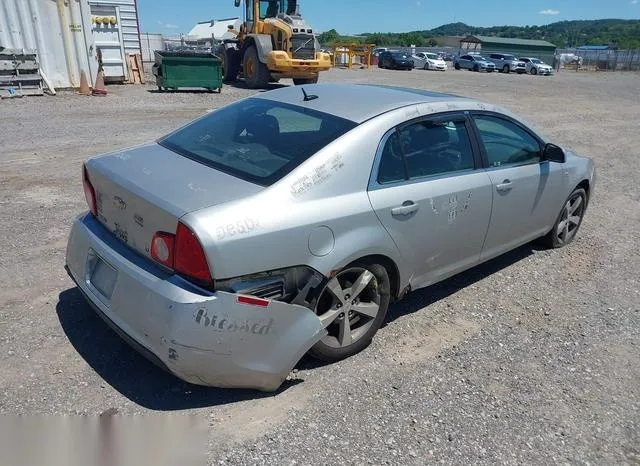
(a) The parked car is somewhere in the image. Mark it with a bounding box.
[67,83,595,391]
[455,54,496,72]
[412,52,447,71]
[488,53,526,74]
[439,52,456,62]
[378,51,414,70]
[519,57,553,75]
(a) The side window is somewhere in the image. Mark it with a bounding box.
[473,115,541,167]
[399,119,475,179]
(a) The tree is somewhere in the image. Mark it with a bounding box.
[318,29,340,45]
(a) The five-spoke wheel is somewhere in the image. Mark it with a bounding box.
[542,187,587,248]
[309,264,390,361]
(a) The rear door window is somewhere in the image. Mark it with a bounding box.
[159,98,357,186]
[376,115,476,184]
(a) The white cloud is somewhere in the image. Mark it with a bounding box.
[539,9,560,15]
[416,0,422,6]
[631,0,639,5]
[164,23,178,29]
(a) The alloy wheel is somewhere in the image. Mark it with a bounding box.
[315,267,381,349]
[556,192,585,244]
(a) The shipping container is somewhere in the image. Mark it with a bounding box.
[89,0,142,82]
[0,0,98,89]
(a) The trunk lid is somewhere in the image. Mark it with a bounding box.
[86,142,263,261]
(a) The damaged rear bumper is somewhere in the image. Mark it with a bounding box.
[65,214,326,392]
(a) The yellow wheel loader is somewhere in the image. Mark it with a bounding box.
[219,0,331,88]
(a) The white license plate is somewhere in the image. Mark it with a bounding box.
[90,256,117,299]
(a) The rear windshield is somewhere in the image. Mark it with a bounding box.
[158,98,357,186]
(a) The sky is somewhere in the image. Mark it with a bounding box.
[138,0,640,35]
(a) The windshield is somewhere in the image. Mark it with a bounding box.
[392,52,409,59]
[425,53,438,59]
[473,56,487,61]
[532,58,543,64]
[503,55,516,60]
[158,98,357,186]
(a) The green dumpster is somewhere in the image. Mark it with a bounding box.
[152,51,223,92]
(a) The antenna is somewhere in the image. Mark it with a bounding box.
[301,87,318,101]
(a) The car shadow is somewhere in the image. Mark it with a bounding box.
[296,242,540,371]
[56,288,301,411]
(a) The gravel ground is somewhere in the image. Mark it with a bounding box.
[1,68,639,465]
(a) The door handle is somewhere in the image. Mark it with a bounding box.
[496,179,513,193]
[391,201,419,217]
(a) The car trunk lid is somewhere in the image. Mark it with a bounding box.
[86,142,263,261]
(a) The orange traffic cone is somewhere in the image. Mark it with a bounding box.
[92,70,107,96]
[78,70,91,95]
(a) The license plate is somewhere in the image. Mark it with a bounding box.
[90,256,117,299]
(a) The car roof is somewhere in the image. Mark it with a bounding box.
[253,84,466,123]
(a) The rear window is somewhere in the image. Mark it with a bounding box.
[158,98,357,186]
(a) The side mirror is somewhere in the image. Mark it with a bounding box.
[234,0,241,7]
[543,143,566,163]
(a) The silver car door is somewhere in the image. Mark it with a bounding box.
[368,114,493,290]
[471,113,567,261]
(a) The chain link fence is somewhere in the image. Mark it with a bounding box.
[555,48,640,71]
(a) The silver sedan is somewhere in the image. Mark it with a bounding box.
[66,84,595,391]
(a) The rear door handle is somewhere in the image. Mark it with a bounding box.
[391,201,419,216]
[496,180,513,193]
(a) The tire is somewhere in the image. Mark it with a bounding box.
[454,62,460,70]
[222,47,239,83]
[308,263,391,362]
[540,188,587,248]
[503,65,510,73]
[424,62,429,70]
[243,45,270,89]
[293,76,318,85]
[531,67,538,75]
[473,64,479,72]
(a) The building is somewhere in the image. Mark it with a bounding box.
[460,35,556,64]
[187,18,243,45]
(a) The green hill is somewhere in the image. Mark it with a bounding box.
[319,19,640,49]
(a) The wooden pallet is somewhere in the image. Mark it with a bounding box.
[127,53,145,84]
[0,48,44,97]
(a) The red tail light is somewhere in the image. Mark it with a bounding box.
[150,232,175,268]
[174,222,213,287]
[237,295,270,307]
[82,165,97,216]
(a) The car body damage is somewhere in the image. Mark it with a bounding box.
[66,214,325,392]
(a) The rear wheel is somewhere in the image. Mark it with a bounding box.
[293,75,319,85]
[222,48,239,83]
[309,263,390,362]
[243,45,270,89]
[541,188,587,248]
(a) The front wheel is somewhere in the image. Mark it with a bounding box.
[293,76,318,85]
[540,188,587,248]
[309,263,391,362]
[531,67,538,75]
[454,62,460,70]
[503,65,510,73]
[424,63,429,70]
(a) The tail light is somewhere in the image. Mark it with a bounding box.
[82,165,97,216]
[175,222,214,288]
[150,223,213,288]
